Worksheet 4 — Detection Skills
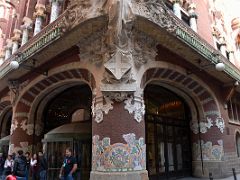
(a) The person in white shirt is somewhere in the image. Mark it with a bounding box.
[3,155,14,178]
[30,153,38,180]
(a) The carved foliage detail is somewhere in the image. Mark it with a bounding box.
[124,95,145,123]
[92,95,114,123]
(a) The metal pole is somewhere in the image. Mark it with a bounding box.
[209,172,213,180]
[233,168,237,180]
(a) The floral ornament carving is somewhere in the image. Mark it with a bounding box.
[21,120,34,135]
[190,117,213,134]
[10,120,18,135]
[104,91,129,102]
[133,0,177,33]
[124,96,145,123]
[92,133,146,172]
[60,0,105,31]
[92,96,114,123]
[215,117,225,133]
[20,120,44,136]
[78,29,108,65]
[132,30,157,67]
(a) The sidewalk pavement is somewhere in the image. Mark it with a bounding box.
[178,174,240,180]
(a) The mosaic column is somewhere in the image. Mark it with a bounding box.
[188,3,198,32]
[49,0,63,23]
[91,90,148,180]
[11,29,22,54]
[33,4,46,36]
[4,39,12,60]
[172,0,182,19]
[21,17,33,46]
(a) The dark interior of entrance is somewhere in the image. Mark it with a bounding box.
[42,85,92,180]
[145,84,192,180]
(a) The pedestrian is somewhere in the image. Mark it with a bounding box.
[30,153,38,180]
[13,150,27,180]
[3,154,14,179]
[0,152,5,180]
[59,148,77,180]
[24,152,30,180]
[38,151,47,180]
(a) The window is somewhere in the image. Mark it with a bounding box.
[164,0,190,26]
[228,96,240,122]
[236,132,240,157]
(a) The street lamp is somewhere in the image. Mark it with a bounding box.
[215,62,225,71]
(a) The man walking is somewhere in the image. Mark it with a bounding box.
[59,148,77,180]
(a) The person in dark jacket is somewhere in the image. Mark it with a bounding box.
[24,152,30,180]
[13,150,27,180]
[38,151,47,180]
[0,152,5,180]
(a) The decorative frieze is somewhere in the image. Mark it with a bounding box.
[192,140,224,161]
[92,133,146,172]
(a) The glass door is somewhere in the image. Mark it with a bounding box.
[146,115,192,180]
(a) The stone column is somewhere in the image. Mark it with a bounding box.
[21,17,33,46]
[188,3,198,32]
[4,39,12,60]
[11,29,22,54]
[91,90,148,180]
[33,4,46,36]
[219,37,227,57]
[172,0,182,19]
[49,0,63,23]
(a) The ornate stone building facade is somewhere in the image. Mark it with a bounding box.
[0,0,240,179]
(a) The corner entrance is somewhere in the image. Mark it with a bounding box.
[145,84,192,180]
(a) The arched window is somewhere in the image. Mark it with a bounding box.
[236,132,240,157]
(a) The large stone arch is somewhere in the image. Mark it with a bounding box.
[140,62,223,131]
[9,67,96,153]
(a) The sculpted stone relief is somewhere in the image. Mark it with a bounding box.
[92,133,146,172]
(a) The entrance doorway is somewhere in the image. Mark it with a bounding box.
[145,85,192,180]
[41,85,92,180]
